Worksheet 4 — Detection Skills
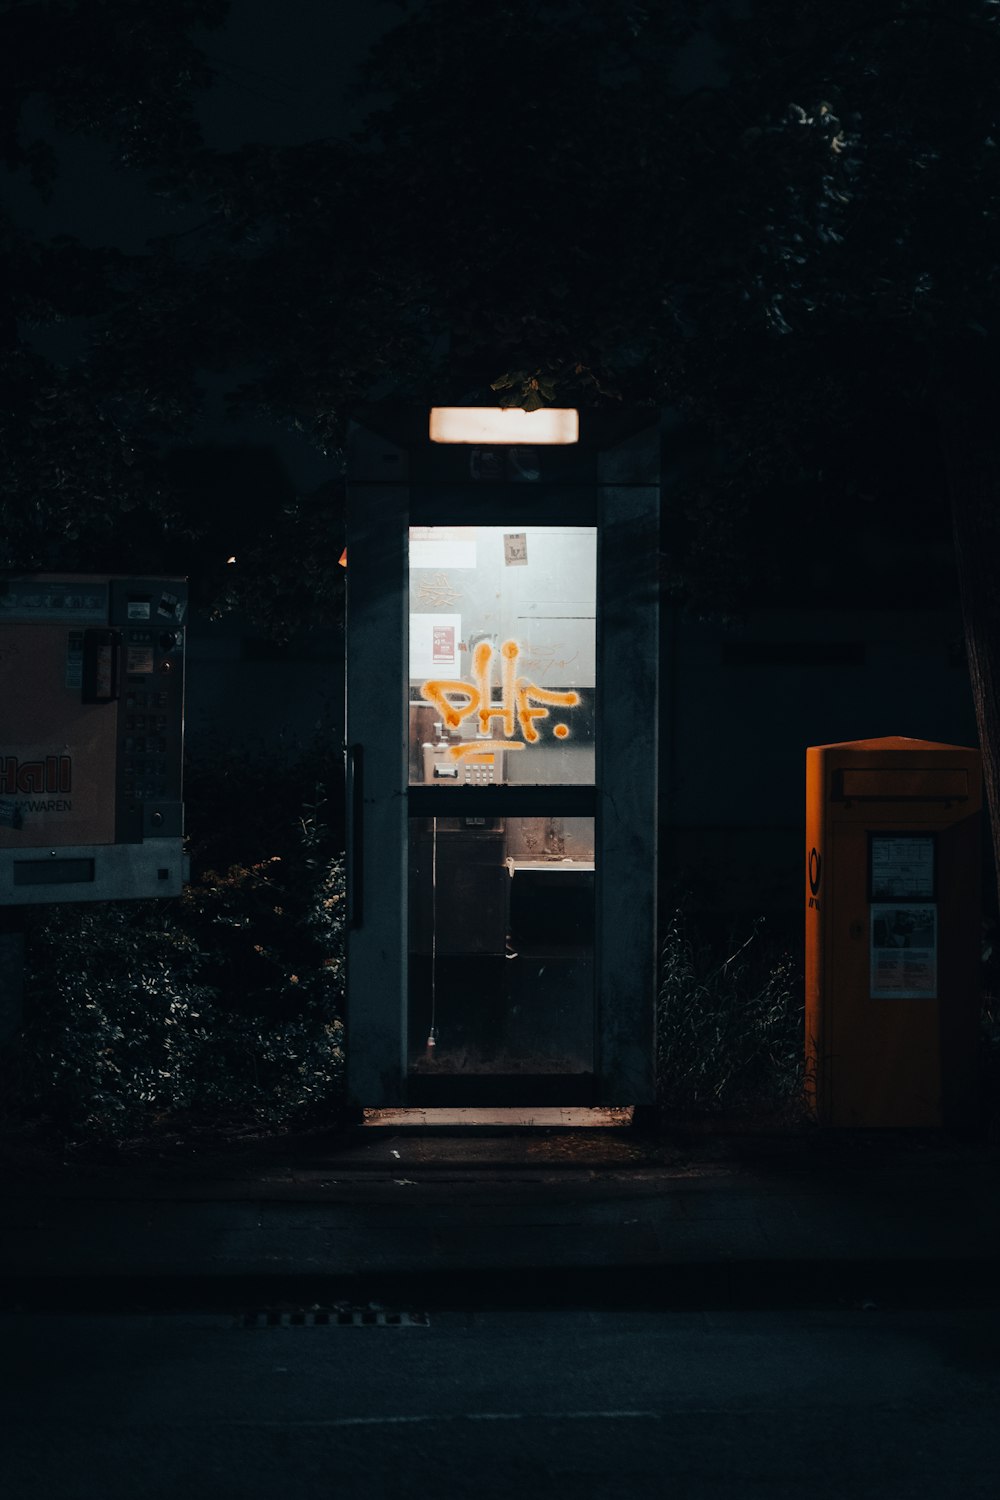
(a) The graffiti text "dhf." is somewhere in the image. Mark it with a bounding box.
[421,640,580,759]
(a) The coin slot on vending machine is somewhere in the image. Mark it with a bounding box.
[81,629,123,704]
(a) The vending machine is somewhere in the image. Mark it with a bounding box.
[0,575,187,904]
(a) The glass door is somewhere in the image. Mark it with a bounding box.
[345,412,659,1110]
[407,525,597,1099]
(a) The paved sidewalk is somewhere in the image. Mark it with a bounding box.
[2,1117,998,1310]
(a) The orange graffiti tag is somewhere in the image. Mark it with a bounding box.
[421,639,580,758]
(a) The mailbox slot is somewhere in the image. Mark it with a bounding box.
[836,768,968,801]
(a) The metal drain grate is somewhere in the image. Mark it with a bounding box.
[240,1306,429,1329]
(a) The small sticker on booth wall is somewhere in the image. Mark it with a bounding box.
[432,624,456,666]
[409,613,461,680]
[504,533,528,566]
[870,903,937,999]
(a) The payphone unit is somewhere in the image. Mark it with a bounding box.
[420,728,507,786]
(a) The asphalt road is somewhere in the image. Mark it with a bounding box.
[5,1305,999,1499]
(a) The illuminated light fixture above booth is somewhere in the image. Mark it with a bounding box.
[429,406,579,445]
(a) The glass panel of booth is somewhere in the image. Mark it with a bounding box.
[408,814,595,1075]
[407,526,596,787]
[406,525,597,1077]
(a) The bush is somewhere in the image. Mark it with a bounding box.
[656,903,806,1121]
[18,899,217,1141]
[12,741,347,1147]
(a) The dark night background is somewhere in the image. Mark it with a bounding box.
[4,0,993,846]
[2,4,1000,1495]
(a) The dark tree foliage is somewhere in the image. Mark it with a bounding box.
[2,0,999,883]
[0,0,227,585]
[0,0,225,183]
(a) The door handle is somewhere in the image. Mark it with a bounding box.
[345,743,363,929]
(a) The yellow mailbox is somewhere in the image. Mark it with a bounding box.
[805,736,982,1128]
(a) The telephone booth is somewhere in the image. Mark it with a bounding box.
[344,406,660,1107]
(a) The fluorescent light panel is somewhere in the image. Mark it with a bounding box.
[429,407,579,445]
